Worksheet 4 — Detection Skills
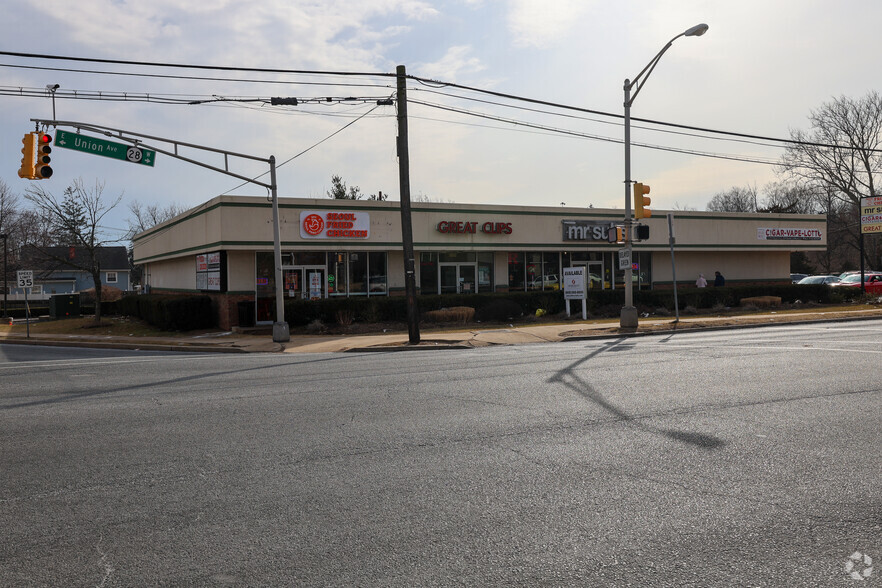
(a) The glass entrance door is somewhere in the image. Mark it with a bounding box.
[439,263,477,294]
[283,266,326,300]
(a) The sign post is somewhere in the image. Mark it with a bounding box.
[17,271,32,338]
[563,267,587,320]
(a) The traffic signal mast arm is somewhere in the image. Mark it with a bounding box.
[29,118,275,190]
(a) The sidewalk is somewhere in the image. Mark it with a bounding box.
[2,307,882,354]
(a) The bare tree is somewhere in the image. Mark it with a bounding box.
[127,200,187,237]
[0,180,21,300]
[706,185,758,212]
[779,91,882,267]
[24,178,123,323]
[758,182,821,214]
[0,180,19,236]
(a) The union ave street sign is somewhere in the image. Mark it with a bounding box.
[54,130,156,167]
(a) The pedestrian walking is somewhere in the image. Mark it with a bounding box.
[714,271,725,287]
[696,273,707,288]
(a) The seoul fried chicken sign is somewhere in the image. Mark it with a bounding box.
[300,211,370,239]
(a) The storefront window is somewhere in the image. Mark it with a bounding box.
[478,252,494,291]
[369,252,387,294]
[542,252,560,291]
[255,252,275,323]
[635,252,652,289]
[507,253,525,291]
[349,252,368,295]
[526,253,542,289]
[420,253,438,294]
[327,252,347,296]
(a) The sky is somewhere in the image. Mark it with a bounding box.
[2,0,881,242]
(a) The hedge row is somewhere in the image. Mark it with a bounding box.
[282,290,567,326]
[1,283,867,326]
[281,284,868,325]
[116,294,214,331]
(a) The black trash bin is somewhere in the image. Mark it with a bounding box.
[237,300,255,327]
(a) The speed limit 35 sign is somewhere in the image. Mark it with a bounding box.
[17,270,33,288]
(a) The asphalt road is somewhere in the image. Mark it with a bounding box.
[1,321,880,587]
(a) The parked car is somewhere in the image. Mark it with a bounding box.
[529,275,559,290]
[790,273,808,283]
[796,275,839,285]
[830,272,882,294]
[838,270,880,280]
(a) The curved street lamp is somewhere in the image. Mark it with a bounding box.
[620,23,708,328]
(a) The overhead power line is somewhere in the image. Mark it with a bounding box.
[0,62,393,89]
[409,99,780,166]
[0,50,394,79]
[2,50,878,154]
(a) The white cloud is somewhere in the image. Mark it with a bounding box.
[506,0,592,48]
[416,46,485,81]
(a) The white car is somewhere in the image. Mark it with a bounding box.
[529,275,559,290]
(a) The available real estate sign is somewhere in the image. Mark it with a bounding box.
[861,196,882,234]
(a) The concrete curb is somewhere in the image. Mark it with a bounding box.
[344,342,473,352]
[0,337,249,353]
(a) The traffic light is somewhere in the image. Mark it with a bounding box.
[34,132,53,179]
[18,133,37,179]
[633,182,651,219]
[634,224,650,241]
[607,225,626,243]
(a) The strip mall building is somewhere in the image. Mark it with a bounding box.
[132,195,827,329]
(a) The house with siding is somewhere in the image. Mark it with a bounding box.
[10,246,131,301]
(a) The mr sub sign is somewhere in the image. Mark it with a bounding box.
[300,211,370,239]
[561,221,615,241]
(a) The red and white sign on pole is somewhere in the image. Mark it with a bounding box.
[861,196,882,234]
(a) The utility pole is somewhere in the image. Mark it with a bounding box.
[396,65,420,344]
[1,234,7,319]
[269,156,289,342]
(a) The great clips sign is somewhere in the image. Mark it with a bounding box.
[437,221,512,235]
[300,211,370,239]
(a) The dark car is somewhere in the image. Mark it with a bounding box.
[790,273,808,283]
[796,275,839,285]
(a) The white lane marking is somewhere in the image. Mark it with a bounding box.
[647,342,882,355]
[0,354,220,371]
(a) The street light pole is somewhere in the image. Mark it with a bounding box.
[620,23,708,329]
